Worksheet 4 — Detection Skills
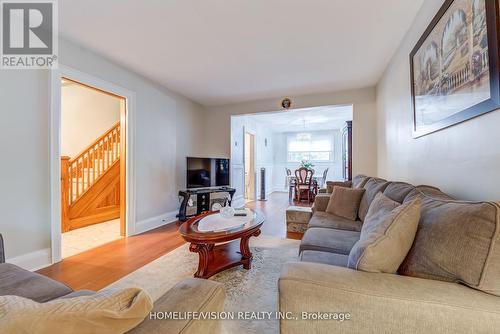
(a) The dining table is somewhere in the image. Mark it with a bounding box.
[287,175,321,202]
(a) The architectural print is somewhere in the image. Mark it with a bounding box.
[411,0,495,136]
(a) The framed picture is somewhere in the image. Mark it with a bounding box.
[410,0,500,137]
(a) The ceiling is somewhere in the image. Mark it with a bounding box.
[60,0,424,106]
[242,104,353,132]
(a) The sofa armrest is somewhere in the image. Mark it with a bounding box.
[279,262,500,333]
[317,188,328,194]
[312,194,330,213]
[129,278,225,334]
[0,234,4,263]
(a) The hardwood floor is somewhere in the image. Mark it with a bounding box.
[37,222,185,291]
[37,192,309,291]
[246,192,310,239]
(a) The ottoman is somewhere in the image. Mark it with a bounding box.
[286,206,313,233]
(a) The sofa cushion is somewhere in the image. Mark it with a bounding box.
[352,175,371,189]
[326,186,365,220]
[383,182,415,203]
[130,278,225,334]
[348,193,421,273]
[300,228,360,255]
[358,178,390,222]
[279,262,500,334]
[326,180,352,194]
[404,185,452,202]
[308,211,363,232]
[0,263,73,302]
[0,287,152,334]
[300,250,348,267]
[400,187,500,296]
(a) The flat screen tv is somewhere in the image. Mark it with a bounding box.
[186,157,230,189]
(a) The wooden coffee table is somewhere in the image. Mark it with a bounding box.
[178,209,265,279]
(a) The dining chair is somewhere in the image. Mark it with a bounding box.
[285,167,292,192]
[294,167,314,203]
[321,168,329,187]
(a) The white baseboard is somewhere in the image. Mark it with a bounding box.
[134,210,178,235]
[7,248,52,271]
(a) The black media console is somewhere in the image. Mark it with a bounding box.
[177,187,236,221]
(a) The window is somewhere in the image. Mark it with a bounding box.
[287,131,333,162]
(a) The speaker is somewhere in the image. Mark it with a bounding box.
[186,194,197,216]
[259,167,267,201]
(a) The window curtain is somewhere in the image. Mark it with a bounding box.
[286,131,333,161]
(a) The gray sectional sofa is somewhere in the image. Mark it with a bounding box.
[279,175,500,333]
[0,235,225,333]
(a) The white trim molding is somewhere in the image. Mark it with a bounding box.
[49,65,136,264]
[7,248,52,272]
[134,211,178,235]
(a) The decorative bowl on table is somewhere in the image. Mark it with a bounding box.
[220,205,235,218]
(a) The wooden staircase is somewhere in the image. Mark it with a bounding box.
[61,122,121,232]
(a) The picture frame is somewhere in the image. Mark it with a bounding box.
[410,0,500,138]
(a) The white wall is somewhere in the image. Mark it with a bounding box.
[230,115,274,205]
[0,70,52,267]
[272,130,343,191]
[0,38,205,267]
[204,87,378,179]
[376,0,500,201]
[61,83,121,157]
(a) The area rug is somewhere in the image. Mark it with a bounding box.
[107,235,300,334]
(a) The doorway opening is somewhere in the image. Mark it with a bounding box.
[60,77,126,258]
[231,104,353,207]
[244,131,256,202]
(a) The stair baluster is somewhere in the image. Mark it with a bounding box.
[60,122,121,232]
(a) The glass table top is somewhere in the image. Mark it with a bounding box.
[180,208,265,237]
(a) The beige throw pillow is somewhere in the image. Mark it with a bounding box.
[326,180,352,194]
[0,288,153,334]
[326,186,365,221]
[348,192,421,273]
[399,188,500,296]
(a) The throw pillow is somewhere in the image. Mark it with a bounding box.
[0,288,153,334]
[326,186,365,221]
[358,178,389,222]
[326,180,352,194]
[399,187,500,296]
[348,192,421,273]
[351,175,370,189]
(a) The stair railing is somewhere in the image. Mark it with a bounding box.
[61,122,121,231]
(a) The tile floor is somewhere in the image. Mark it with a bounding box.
[62,219,123,258]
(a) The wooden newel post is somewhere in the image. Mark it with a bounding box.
[61,156,71,233]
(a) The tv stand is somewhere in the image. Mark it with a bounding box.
[177,187,236,221]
